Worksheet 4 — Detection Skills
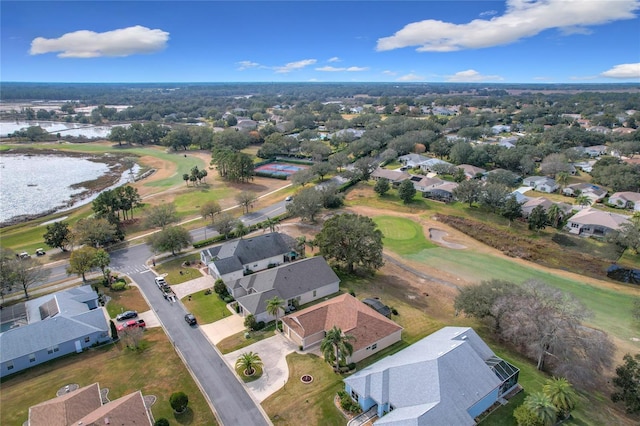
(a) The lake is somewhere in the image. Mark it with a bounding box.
[0,154,134,224]
[0,121,128,139]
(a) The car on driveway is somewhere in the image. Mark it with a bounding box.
[116,310,138,321]
[185,313,197,325]
[117,319,146,331]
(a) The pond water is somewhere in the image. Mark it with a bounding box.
[0,121,128,138]
[0,154,135,224]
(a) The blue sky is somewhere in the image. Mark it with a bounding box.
[2,0,639,83]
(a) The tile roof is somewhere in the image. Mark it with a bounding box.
[282,294,402,351]
[76,390,152,426]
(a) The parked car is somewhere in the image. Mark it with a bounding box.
[184,313,197,325]
[35,248,46,256]
[18,252,31,259]
[116,310,138,321]
[285,196,293,202]
[116,319,146,331]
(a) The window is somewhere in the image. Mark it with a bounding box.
[47,345,59,354]
[84,336,91,343]
[29,353,36,363]
[313,290,316,297]
[371,343,377,350]
[7,361,13,370]
[351,390,359,403]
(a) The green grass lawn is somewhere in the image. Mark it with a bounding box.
[103,283,150,319]
[182,289,231,324]
[262,353,345,426]
[154,253,204,285]
[217,323,278,354]
[0,329,217,426]
[373,215,437,254]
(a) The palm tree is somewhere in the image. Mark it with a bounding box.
[543,377,577,420]
[264,217,278,233]
[235,351,263,376]
[547,204,562,229]
[320,326,356,371]
[235,222,248,239]
[575,195,591,208]
[556,171,569,190]
[295,235,306,258]
[524,391,557,426]
[266,296,284,331]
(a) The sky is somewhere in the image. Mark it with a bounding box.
[2,0,640,84]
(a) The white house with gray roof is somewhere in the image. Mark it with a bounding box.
[200,232,294,282]
[344,327,520,425]
[566,207,630,237]
[0,287,110,378]
[231,256,340,323]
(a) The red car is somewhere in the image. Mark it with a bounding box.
[116,319,146,332]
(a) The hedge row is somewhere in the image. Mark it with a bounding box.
[192,212,291,249]
[254,171,289,180]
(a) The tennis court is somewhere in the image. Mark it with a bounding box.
[254,162,308,178]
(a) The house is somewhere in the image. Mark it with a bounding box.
[281,294,402,362]
[344,327,520,425]
[409,175,445,193]
[0,287,110,378]
[521,197,573,219]
[522,176,558,193]
[420,158,453,173]
[581,144,609,156]
[200,232,294,282]
[371,168,411,187]
[573,160,596,173]
[234,119,258,131]
[562,183,607,203]
[28,382,153,426]
[491,124,511,134]
[398,153,430,169]
[566,207,631,236]
[608,191,640,211]
[423,181,459,203]
[230,256,340,323]
[457,164,486,180]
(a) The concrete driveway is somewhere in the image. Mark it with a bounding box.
[223,332,299,402]
[171,275,215,300]
[200,314,245,344]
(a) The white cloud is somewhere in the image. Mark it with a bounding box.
[479,10,498,17]
[237,61,260,71]
[376,0,639,52]
[446,69,504,82]
[316,66,369,72]
[327,57,341,62]
[382,70,397,76]
[397,73,424,82]
[600,63,640,79]
[30,25,169,58]
[274,59,317,73]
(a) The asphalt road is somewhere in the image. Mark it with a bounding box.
[131,269,271,426]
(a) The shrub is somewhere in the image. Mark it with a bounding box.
[169,391,189,413]
[347,362,356,371]
[338,390,362,414]
[391,307,399,316]
[213,278,227,295]
[253,321,266,331]
[111,282,127,291]
[244,314,256,330]
[154,419,170,426]
[349,289,356,297]
[223,295,234,303]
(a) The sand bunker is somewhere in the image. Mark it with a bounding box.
[429,228,467,249]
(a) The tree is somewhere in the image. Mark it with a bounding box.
[200,200,221,225]
[543,377,577,420]
[315,213,384,275]
[501,195,523,226]
[374,178,390,196]
[320,326,355,370]
[291,168,315,187]
[0,248,17,302]
[540,153,571,178]
[311,162,335,181]
[235,221,248,239]
[546,204,563,229]
[608,220,640,255]
[513,404,544,426]
[454,279,523,332]
[286,187,324,222]
[480,183,510,213]
[352,156,378,181]
[67,246,98,282]
[235,351,263,376]
[148,226,193,256]
[453,180,482,207]
[93,248,111,282]
[120,326,145,350]
[575,195,591,208]
[145,204,179,229]
[397,179,416,204]
[215,213,237,239]
[528,205,548,232]
[266,296,284,330]
[169,391,189,413]
[154,419,170,426]
[236,191,257,214]
[524,392,557,426]
[43,221,72,252]
[73,217,120,248]
[11,256,50,299]
[611,353,640,413]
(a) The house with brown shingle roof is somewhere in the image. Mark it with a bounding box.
[457,164,487,180]
[28,382,153,426]
[281,293,402,363]
[370,168,411,187]
[608,191,640,211]
[566,207,631,237]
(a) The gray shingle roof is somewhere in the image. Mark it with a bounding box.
[345,327,504,426]
[204,233,292,274]
[234,257,339,315]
